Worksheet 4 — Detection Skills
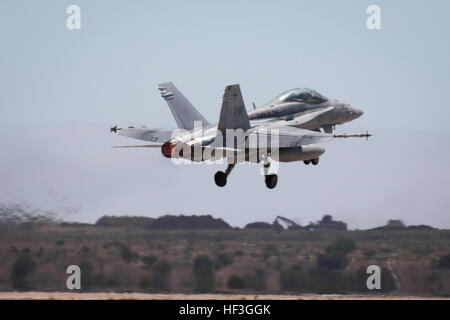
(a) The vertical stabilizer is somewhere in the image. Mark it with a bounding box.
[158,82,209,130]
[217,84,250,133]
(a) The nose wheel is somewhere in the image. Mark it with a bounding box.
[304,158,319,165]
[214,164,235,187]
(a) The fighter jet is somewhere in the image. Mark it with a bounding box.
[111,82,369,189]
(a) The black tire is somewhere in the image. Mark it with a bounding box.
[311,158,319,165]
[265,174,278,189]
[304,160,311,165]
[214,171,227,187]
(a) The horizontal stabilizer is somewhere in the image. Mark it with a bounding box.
[116,127,173,143]
[112,144,162,148]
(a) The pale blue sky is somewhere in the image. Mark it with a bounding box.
[1,1,449,228]
[1,0,449,132]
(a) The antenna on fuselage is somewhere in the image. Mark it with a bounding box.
[252,102,256,110]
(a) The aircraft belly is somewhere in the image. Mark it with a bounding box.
[276,146,325,162]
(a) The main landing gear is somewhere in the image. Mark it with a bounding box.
[214,164,235,187]
[263,157,278,189]
[265,174,278,189]
[213,158,279,189]
[304,158,319,165]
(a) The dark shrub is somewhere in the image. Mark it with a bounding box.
[363,249,377,258]
[233,250,244,256]
[120,245,139,264]
[306,267,350,293]
[193,255,214,292]
[79,259,95,288]
[214,252,233,270]
[151,260,171,291]
[326,238,356,255]
[141,255,158,269]
[437,254,450,269]
[139,276,152,289]
[279,265,350,294]
[35,247,44,258]
[81,246,90,253]
[103,241,139,263]
[279,265,307,291]
[317,252,348,269]
[262,244,278,260]
[11,253,37,289]
[227,275,245,289]
[245,269,266,291]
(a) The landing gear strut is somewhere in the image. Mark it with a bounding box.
[263,157,278,189]
[214,164,235,187]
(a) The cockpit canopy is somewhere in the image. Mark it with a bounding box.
[269,88,328,105]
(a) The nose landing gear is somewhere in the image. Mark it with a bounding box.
[304,158,319,165]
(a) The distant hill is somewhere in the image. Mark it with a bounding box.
[95,214,232,230]
[244,222,276,229]
[148,215,231,230]
[305,215,347,231]
[96,216,155,228]
[371,219,436,231]
[405,225,436,230]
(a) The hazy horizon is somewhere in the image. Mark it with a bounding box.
[1,124,449,230]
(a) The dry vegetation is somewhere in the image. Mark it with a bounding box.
[0,223,449,297]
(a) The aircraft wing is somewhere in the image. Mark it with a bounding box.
[114,127,174,143]
[286,106,334,126]
[250,125,333,148]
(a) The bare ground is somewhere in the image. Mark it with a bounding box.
[0,292,448,300]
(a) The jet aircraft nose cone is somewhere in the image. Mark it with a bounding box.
[350,106,364,118]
